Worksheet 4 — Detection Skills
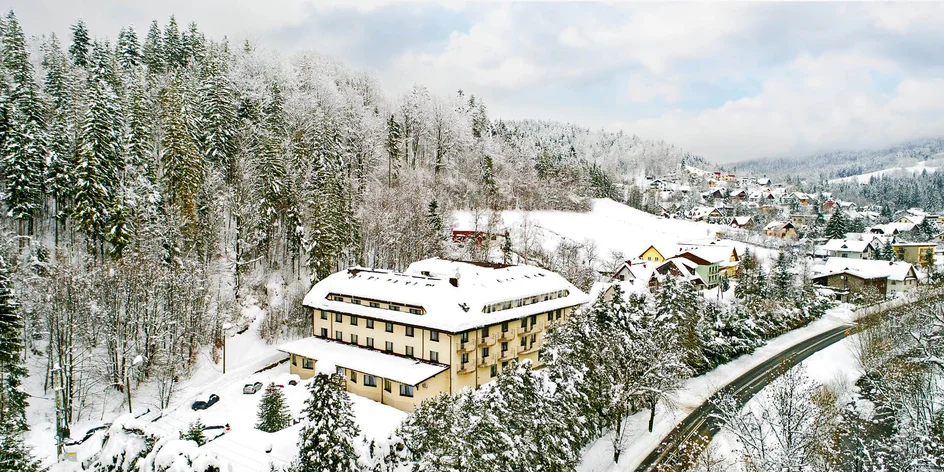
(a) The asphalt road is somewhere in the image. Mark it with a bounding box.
[634,324,853,472]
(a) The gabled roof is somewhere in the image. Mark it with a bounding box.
[765,221,796,231]
[731,216,753,226]
[812,257,918,282]
[822,238,876,253]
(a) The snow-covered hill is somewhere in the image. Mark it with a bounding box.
[827,160,940,184]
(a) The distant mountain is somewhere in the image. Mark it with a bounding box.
[730,138,944,181]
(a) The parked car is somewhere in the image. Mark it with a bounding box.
[243,381,264,394]
[191,393,220,410]
[276,373,301,387]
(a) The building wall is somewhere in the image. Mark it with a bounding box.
[301,301,578,411]
[819,273,887,298]
[893,245,935,267]
[694,263,720,287]
[640,247,665,263]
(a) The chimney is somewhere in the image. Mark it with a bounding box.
[449,277,459,287]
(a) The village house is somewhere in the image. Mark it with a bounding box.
[892,242,936,268]
[822,238,879,260]
[765,221,799,240]
[790,213,819,228]
[279,258,589,411]
[729,216,754,229]
[638,244,681,263]
[649,258,707,289]
[811,258,920,301]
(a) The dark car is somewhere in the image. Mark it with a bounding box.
[243,381,264,394]
[191,393,220,410]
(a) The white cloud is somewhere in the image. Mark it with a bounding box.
[612,51,944,162]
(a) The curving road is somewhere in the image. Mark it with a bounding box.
[634,324,853,472]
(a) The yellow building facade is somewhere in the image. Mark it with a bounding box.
[279,259,588,412]
[892,243,936,268]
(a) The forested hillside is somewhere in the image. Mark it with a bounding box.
[0,11,695,456]
[733,138,944,181]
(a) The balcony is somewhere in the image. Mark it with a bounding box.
[477,356,496,368]
[499,348,517,362]
[499,330,516,342]
[457,341,475,353]
[520,344,540,355]
[478,336,497,348]
[458,363,476,375]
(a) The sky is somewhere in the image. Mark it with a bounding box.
[7,1,944,163]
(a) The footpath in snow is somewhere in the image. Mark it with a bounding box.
[577,304,858,472]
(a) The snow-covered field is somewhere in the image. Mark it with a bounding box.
[576,304,858,472]
[828,160,940,184]
[455,198,778,262]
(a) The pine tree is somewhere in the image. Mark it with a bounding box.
[0,255,28,433]
[142,20,164,73]
[655,276,703,370]
[159,73,203,230]
[256,383,291,433]
[1,12,46,232]
[824,210,848,240]
[163,16,182,69]
[181,418,206,446]
[116,26,141,71]
[69,19,90,68]
[0,425,43,472]
[772,250,793,299]
[42,34,77,234]
[294,373,360,472]
[198,56,238,181]
[181,22,206,65]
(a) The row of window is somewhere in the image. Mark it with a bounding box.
[318,328,442,363]
[482,289,570,314]
[320,311,441,341]
[328,294,425,315]
[334,367,414,397]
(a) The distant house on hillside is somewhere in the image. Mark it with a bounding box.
[649,258,708,290]
[822,238,879,260]
[869,222,915,236]
[638,245,679,263]
[892,242,936,267]
[451,230,504,245]
[765,221,798,240]
[730,216,754,229]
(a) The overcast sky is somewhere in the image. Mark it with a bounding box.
[8,1,944,163]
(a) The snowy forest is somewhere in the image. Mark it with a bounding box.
[0,10,704,470]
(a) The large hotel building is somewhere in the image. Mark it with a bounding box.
[278,258,588,411]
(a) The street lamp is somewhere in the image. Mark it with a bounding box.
[126,354,144,414]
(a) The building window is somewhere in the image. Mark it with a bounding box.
[409,308,421,315]
[430,330,439,342]
[336,366,345,377]
[350,316,358,326]
[366,319,374,329]
[335,313,343,323]
[490,365,498,377]
[530,334,536,344]
[370,301,380,308]
[530,315,537,326]
[556,310,562,320]
[291,354,297,366]
[366,337,374,348]
[430,351,439,363]
[406,346,414,357]
[501,341,508,352]
[384,379,391,392]
[385,322,393,333]
[502,361,508,370]
[350,334,358,344]
[399,384,414,397]
[482,347,489,358]
[335,330,342,341]
[520,337,527,347]
[501,321,509,332]
[302,358,314,369]
[320,311,327,320]
[390,305,400,312]
[364,375,377,387]
[460,332,469,343]
[320,328,328,338]
[520,319,527,329]
[385,341,393,352]
[547,313,553,322]
[350,371,357,383]
[461,353,469,364]
[406,326,414,337]
[351,299,360,305]
[481,326,489,337]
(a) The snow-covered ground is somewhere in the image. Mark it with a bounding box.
[576,304,858,472]
[32,300,406,471]
[828,160,940,184]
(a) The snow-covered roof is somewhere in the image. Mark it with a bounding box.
[812,258,917,282]
[765,221,793,231]
[680,246,737,264]
[822,239,875,253]
[301,258,589,333]
[277,337,448,386]
[869,222,915,235]
[731,216,752,226]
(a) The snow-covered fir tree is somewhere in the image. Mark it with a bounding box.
[256,382,291,433]
[293,373,361,472]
